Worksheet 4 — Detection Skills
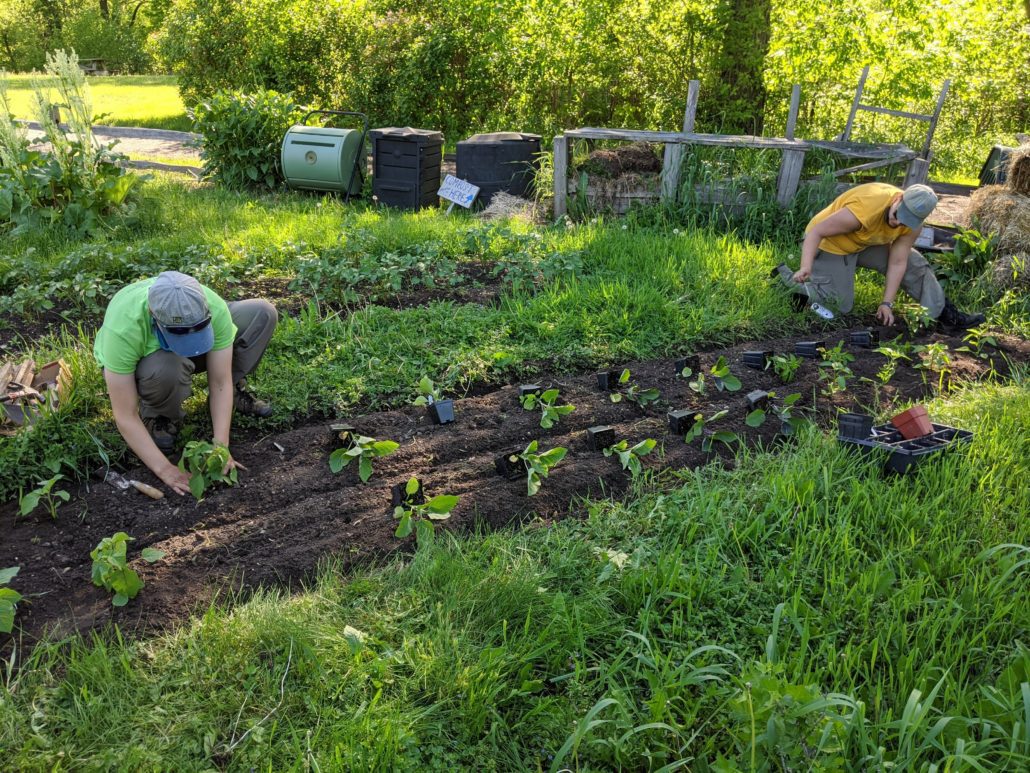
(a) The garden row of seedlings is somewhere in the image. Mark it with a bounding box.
[322,328,978,545]
[3,330,977,630]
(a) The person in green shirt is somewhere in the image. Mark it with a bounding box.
[94,271,278,496]
[772,182,985,329]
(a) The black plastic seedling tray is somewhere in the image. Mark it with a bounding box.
[838,422,972,475]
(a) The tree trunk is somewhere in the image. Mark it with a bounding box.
[710,0,773,135]
[99,0,110,19]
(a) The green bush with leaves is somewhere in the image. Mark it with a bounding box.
[90,532,164,607]
[190,89,306,192]
[0,51,142,236]
[329,430,399,483]
[0,566,21,634]
[178,441,238,500]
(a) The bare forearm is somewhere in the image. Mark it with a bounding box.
[800,230,821,272]
[115,414,177,478]
[209,377,233,446]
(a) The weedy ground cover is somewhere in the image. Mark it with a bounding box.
[0,385,1025,768]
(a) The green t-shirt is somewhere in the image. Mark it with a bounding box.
[94,277,237,374]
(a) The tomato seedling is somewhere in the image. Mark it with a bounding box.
[90,532,164,607]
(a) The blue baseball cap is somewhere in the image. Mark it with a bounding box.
[148,272,214,357]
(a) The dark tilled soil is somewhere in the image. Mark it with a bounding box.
[2,327,1026,643]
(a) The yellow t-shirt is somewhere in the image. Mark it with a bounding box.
[807,182,911,255]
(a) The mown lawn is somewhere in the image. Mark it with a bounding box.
[2,74,189,132]
[1,173,1028,769]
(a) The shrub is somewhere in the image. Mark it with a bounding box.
[190,89,306,192]
[0,51,142,236]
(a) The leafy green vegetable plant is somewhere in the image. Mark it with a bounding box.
[874,338,914,384]
[818,342,855,396]
[413,375,445,406]
[329,431,399,482]
[393,478,459,542]
[90,532,165,607]
[770,353,802,384]
[520,388,576,428]
[747,393,805,434]
[956,326,997,360]
[683,409,737,452]
[609,369,660,407]
[914,342,953,392]
[515,441,567,496]
[178,441,237,500]
[603,438,657,478]
[687,356,741,395]
[0,566,21,633]
[18,474,70,518]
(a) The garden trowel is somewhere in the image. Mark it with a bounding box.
[97,469,164,500]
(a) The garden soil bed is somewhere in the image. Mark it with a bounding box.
[2,327,1027,644]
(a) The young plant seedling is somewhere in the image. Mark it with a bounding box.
[914,342,953,392]
[178,441,238,500]
[746,392,805,436]
[956,326,997,360]
[413,375,454,424]
[90,532,164,607]
[770,353,802,384]
[18,474,70,519]
[818,342,855,396]
[603,438,657,478]
[329,430,399,483]
[520,387,576,429]
[874,338,914,384]
[515,440,567,496]
[683,409,737,452]
[0,566,21,634]
[688,356,742,395]
[586,425,616,451]
[393,477,459,542]
[609,369,660,407]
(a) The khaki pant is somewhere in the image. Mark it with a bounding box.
[136,299,278,421]
[775,245,946,318]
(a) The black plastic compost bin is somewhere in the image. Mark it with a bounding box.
[456,132,541,206]
[369,127,444,210]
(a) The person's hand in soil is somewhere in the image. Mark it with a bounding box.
[876,302,895,326]
[157,464,192,496]
[222,453,248,477]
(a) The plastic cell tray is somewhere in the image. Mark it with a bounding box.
[838,422,972,474]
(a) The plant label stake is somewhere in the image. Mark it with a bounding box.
[438,174,480,213]
[586,425,616,451]
[795,341,824,359]
[743,350,773,370]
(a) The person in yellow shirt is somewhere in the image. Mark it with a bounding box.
[773,182,984,328]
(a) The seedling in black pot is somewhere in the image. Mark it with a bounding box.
[603,438,657,478]
[413,376,455,425]
[668,409,695,435]
[609,369,660,407]
[746,390,770,410]
[393,477,459,543]
[391,477,425,508]
[587,425,616,451]
[495,450,524,480]
[519,384,542,398]
[596,370,619,391]
[743,350,773,370]
[795,341,825,359]
[675,355,700,377]
[849,330,879,348]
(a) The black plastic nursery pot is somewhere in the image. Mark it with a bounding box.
[838,422,973,475]
[746,390,770,410]
[743,350,773,370]
[675,355,700,375]
[391,478,426,508]
[519,384,542,398]
[587,425,616,451]
[494,450,525,479]
[329,422,355,439]
[795,341,825,359]
[595,370,619,391]
[668,409,695,435]
[837,412,874,440]
[849,330,879,348]
[428,399,455,425]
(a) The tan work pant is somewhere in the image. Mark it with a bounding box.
[136,299,278,421]
[775,245,946,318]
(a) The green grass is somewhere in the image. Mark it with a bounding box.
[2,74,189,132]
[1,384,1026,769]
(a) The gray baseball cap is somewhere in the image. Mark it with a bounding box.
[148,271,214,357]
[897,184,938,229]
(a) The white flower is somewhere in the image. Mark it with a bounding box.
[621,224,628,230]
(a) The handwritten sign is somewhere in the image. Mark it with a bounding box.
[438,175,479,208]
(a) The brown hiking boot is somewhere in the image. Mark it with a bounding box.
[142,415,178,453]
[234,381,272,418]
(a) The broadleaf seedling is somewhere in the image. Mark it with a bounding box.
[0,566,21,633]
[770,353,802,384]
[329,430,399,482]
[520,388,576,428]
[393,477,460,543]
[412,375,444,406]
[178,441,237,500]
[818,342,855,396]
[515,440,567,496]
[609,369,660,407]
[18,474,70,519]
[689,357,742,394]
[603,438,657,478]
[90,532,165,607]
[683,409,737,452]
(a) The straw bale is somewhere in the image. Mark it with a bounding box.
[990,252,1029,291]
[478,192,546,223]
[968,185,1030,253]
[1006,144,1030,195]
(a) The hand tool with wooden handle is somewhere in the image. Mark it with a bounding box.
[101,470,164,499]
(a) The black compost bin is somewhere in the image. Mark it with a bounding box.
[370,127,444,210]
[456,132,541,206]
